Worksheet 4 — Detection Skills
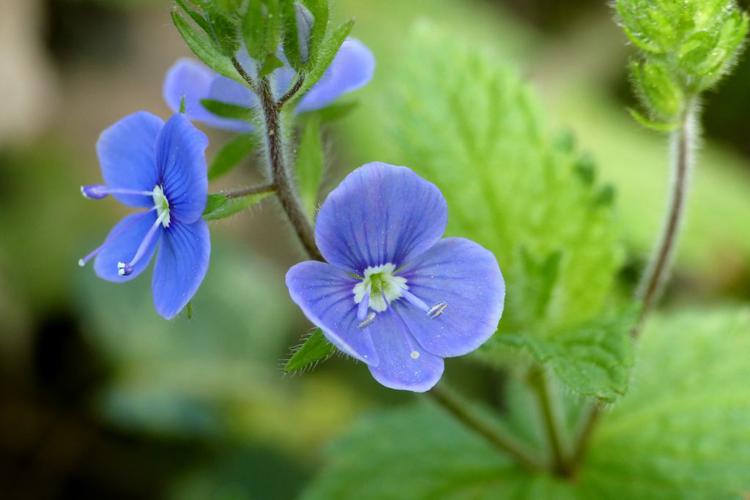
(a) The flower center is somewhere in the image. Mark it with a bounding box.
[352,263,447,329]
[152,185,171,228]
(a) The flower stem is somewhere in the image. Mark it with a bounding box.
[223,182,276,199]
[429,384,546,472]
[257,75,323,261]
[635,102,697,332]
[568,101,698,470]
[530,369,571,477]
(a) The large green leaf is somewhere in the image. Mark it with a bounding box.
[304,308,750,499]
[387,24,624,339]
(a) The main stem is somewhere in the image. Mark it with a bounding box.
[429,385,545,472]
[570,102,697,469]
[257,76,323,261]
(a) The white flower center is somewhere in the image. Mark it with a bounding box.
[152,185,171,227]
[353,263,407,312]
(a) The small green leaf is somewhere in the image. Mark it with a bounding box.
[242,0,282,61]
[626,107,680,132]
[259,53,285,77]
[208,134,257,181]
[203,191,272,221]
[296,116,324,217]
[283,328,336,374]
[631,59,685,121]
[174,0,213,36]
[171,10,241,83]
[200,99,253,121]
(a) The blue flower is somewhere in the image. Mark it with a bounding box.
[286,163,505,392]
[79,112,211,320]
[162,38,375,132]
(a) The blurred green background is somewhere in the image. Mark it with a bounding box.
[2,0,750,498]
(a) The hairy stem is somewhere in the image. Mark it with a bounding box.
[429,384,546,472]
[277,75,306,111]
[569,102,698,469]
[223,182,276,199]
[635,103,697,331]
[257,76,323,260]
[530,370,571,476]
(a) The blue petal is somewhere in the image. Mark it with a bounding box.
[395,238,505,357]
[163,59,253,132]
[296,38,375,113]
[152,219,211,320]
[286,261,379,364]
[156,114,209,224]
[94,211,161,282]
[315,162,447,272]
[96,111,163,207]
[366,310,444,392]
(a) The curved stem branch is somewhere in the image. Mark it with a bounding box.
[569,102,698,470]
[277,75,306,111]
[635,103,697,332]
[222,182,276,199]
[531,370,571,477]
[429,384,546,472]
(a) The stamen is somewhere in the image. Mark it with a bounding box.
[78,243,106,267]
[402,290,430,312]
[358,311,376,329]
[357,293,370,321]
[80,184,154,200]
[116,214,165,276]
[427,302,448,318]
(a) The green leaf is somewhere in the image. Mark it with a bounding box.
[203,191,272,221]
[259,53,285,77]
[305,308,750,499]
[283,329,336,374]
[496,306,638,402]
[295,115,324,217]
[171,10,241,83]
[387,24,624,339]
[242,0,282,61]
[208,133,257,181]
[200,99,253,121]
[630,59,685,121]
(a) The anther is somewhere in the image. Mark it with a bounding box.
[117,262,133,277]
[410,350,420,360]
[81,184,109,200]
[358,311,376,329]
[427,302,448,318]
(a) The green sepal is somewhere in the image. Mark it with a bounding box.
[627,107,680,132]
[171,9,241,83]
[242,0,282,61]
[208,134,257,181]
[283,328,336,374]
[295,115,324,217]
[200,99,254,121]
[203,191,272,221]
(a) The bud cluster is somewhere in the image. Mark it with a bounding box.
[616,0,748,126]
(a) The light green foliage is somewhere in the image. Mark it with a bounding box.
[200,98,254,121]
[483,307,638,402]
[388,24,624,352]
[172,1,242,83]
[295,116,324,217]
[293,20,354,101]
[243,0,282,63]
[617,0,748,124]
[203,191,272,220]
[304,308,750,499]
[208,133,258,180]
[283,0,330,71]
[284,328,336,374]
